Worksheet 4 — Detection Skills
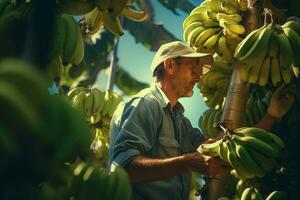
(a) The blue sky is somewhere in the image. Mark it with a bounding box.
[98,0,206,128]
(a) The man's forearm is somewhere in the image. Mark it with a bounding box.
[256,113,278,131]
[126,155,188,182]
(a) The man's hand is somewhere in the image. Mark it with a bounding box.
[267,84,296,120]
[183,152,231,177]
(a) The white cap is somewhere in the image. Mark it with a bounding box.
[150,41,212,74]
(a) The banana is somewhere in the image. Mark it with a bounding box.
[58,0,96,16]
[233,135,280,158]
[91,88,105,116]
[221,2,238,14]
[46,55,64,81]
[202,19,220,28]
[103,168,119,199]
[219,140,230,163]
[239,26,272,62]
[95,0,110,10]
[72,90,87,114]
[61,14,78,64]
[238,0,248,11]
[241,187,252,200]
[187,26,206,47]
[275,30,294,69]
[247,56,263,84]
[194,27,221,49]
[70,16,84,65]
[203,31,221,50]
[197,139,222,157]
[107,92,122,117]
[234,26,265,59]
[122,5,148,22]
[49,15,66,61]
[207,11,218,21]
[219,19,245,35]
[232,138,265,177]
[206,109,218,138]
[183,22,203,42]
[217,35,233,60]
[216,13,242,23]
[200,109,214,136]
[221,0,239,9]
[183,12,207,29]
[280,64,293,84]
[283,27,300,66]
[84,90,94,122]
[270,56,282,86]
[99,10,123,36]
[247,147,276,172]
[282,20,300,34]
[268,32,279,57]
[108,0,128,17]
[266,190,287,200]
[203,0,222,12]
[84,8,103,35]
[67,87,89,101]
[226,140,253,179]
[258,55,271,86]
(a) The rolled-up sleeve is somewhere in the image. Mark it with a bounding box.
[109,97,161,169]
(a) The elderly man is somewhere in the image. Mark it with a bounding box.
[108,41,295,200]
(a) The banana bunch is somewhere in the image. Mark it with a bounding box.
[198,108,223,138]
[198,127,284,179]
[243,90,271,126]
[68,87,123,124]
[198,70,230,109]
[182,0,245,60]
[235,22,299,86]
[240,187,263,200]
[70,162,131,200]
[82,0,148,37]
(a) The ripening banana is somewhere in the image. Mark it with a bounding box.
[238,0,248,12]
[270,56,282,87]
[99,10,123,36]
[221,2,238,14]
[217,35,233,60]
[219,19,245,35]
[258,55,271,86]
[207,11,218,21]
[183,12,208,29]
[122,5,148,22]
[183,22,203,42]
[202,31,222,50]
[216,13,242,23]
[197,139,222,157]
[194,27,222,49]
[202,19,220,28]
[187,26,206,47]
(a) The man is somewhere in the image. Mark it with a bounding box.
[108,41,295,200]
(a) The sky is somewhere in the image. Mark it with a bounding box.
[98,0,206,128]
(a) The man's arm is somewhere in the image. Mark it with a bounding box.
[257,84,296,131]
[126,153,231,182]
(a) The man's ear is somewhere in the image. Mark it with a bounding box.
[163,58,175,74]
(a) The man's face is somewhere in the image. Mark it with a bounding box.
[170,57,212,97]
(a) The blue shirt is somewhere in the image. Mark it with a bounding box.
[108,84,205,200]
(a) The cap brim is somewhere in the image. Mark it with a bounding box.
[180,52,211,58]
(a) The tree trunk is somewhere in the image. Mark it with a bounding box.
[206,1,262,199]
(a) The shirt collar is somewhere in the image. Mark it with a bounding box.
[150,83,185,114]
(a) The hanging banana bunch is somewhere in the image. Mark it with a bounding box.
[82,0,148,37]
[197,126,284,179]
[234,19,300,86]
[182,0,246,61]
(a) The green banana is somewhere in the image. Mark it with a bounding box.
[197,139,222,157]
[268,32,279,57]
[258,55,271,86]
[217,35,233,60]
[233,135,280,158]
[282,20,300,34]
[99,10,123,36]
[266,190,287,200]
[219,140,230,163]
[283,27,300,66]
[187,26,206,47]
[203,31,221,50]
[232,138,265,177]
[274,30,293,69]
[183,12,207,29]
[206,109,218,138]
[113,167,132,200]
[108,0,128,17]
[195,27,222,49]
[58,0,96,16]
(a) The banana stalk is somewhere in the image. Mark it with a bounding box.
[206,1,262,200]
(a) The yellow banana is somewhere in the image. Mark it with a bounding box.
[258,55,271,86]
[202,19,220,28]
[238,0,248,12]
[203,0,222,12]
[195,27,221,48]
[221,2,238,14]
[187,25,206,47]
[216,13,242,23]
[270,56,282,86]
[122,5,148,22]
[197,139,222,156]
[203,31,221,50]
[183,12,207,29]
[206,10,218,21]
[183,21,203,42]
[217,35,233,60]
[99,10,123,36]
[219,19,245,34]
